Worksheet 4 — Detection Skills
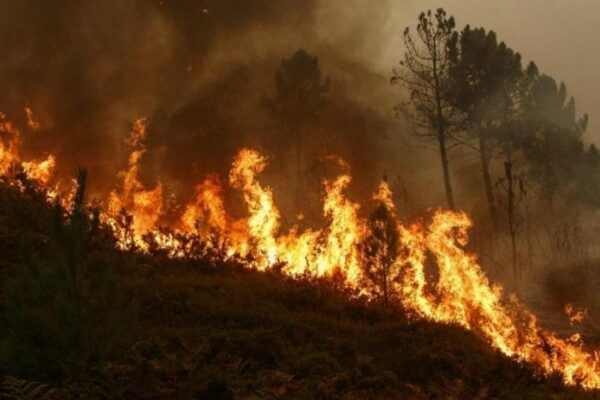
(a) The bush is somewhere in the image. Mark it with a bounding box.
[0,170,135,379]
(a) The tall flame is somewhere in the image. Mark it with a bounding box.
[181,174,228,236]
[107,118,162,248]
[229,149,280,268]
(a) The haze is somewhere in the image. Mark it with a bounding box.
[374,0,599,138]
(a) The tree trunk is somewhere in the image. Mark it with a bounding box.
[505,161,518,288]
[438,131,455,210]
[478,130,498,227]
[431,43,455,211]
[295,127,303,215]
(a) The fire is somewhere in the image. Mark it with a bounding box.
[107,118,163,248]
[213,151,600,389]
[22,155,56,185]
[316,174,365,282]
[24,107,40,130]
[180,174,228,235]
[229,149,280,267]
[225,149,366,282]
[0,111,55,185]
[565,303,587,326]
[2,109,600,390]
[395,209,600,389]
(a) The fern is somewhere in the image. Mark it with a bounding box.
[0,376,59,400]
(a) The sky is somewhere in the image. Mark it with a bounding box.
[406,0,600,140]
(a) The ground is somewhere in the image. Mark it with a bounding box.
[93,259,597,399]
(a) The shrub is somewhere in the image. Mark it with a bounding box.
[0,170,135,379]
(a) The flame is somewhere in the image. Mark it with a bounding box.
[0,112,23,175]
[229,149,279,267]
[372,179,395,211]
[107,118,162,248]
[316,174,365,282]
[0,111,55,185]
[395,210,600,389]
[181,174,228,235]
[565,303,587,326]
[226,149,365,282]
[22,155,56,185]
[24,107,41,130]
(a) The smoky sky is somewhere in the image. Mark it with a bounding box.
[0,0,593,219]
[392,0,598,137]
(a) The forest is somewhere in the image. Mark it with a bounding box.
[1,1,600,399]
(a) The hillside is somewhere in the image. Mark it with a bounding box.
[94,261,599,399]
[0,171,596,399]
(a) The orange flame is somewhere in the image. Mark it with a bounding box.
[181,174,228,235]
[24,107,41,130]
[0,111,55,185]
[565,303,587,326]
[107,118,162,248]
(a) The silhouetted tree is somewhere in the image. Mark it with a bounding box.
[392,9,459,210]
[448,26,523,226]
[361,199,400,306]
[494,163,528,286]
[265,49,329,214]
[519,64,589,207]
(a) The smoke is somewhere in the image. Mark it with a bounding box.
[0,0,449,221]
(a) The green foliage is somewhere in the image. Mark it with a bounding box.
[0,169,135,379]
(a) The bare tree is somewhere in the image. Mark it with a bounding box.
[392,9,459,210]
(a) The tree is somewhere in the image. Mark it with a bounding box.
[392,9,458,210]
[494,163,528,286]
[265,49,329,214]
[519,64,589,207]
[361,185,401,306]
[448,26,523,226]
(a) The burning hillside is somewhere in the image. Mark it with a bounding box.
[3,2,600,398]
[0,111,599,392]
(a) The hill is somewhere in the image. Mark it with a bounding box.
[0,174,596,399]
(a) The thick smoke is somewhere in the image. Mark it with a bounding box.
[0,0,444,223]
